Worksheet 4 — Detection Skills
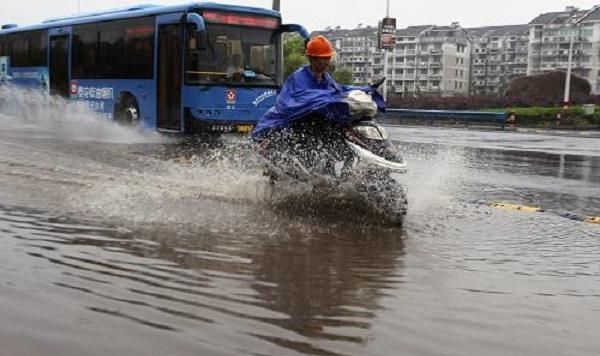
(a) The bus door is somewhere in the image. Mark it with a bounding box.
[157,16,184,131]
[49,35,69,97]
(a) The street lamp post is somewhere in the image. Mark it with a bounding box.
[563,29,575,105]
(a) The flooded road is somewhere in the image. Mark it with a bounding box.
[0,105,599,355]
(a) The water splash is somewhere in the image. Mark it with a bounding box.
[399,143,468,215]
[0,85,167,144]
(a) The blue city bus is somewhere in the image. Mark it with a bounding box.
[0,2,308,133]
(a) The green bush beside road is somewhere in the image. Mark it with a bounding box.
[490,106,600,128]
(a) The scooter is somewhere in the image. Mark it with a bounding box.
[256,78,408,226]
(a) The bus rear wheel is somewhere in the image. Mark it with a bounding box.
[116,95,140,126]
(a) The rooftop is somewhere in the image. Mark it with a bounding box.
[529,8,587,25]
[467,24,529,37]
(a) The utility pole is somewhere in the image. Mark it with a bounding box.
[382,0,390,101]
[273,0,282,84]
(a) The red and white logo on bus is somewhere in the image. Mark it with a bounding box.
[70,80,78,96]
[226,88,237,104]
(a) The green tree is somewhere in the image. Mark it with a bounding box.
[284,34,307,78]
[331,67,353,85]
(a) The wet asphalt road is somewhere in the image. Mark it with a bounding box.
[0,110,599,356]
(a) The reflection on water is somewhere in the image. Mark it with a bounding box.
[0,204,405,355]
[466,148,600,184]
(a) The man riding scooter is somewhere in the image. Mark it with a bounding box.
[252,35,385,173]
[250,36,408,226]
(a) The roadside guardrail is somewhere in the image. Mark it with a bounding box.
[383,109,508,130]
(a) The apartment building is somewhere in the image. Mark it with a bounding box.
[378,24,471,96]
[317,23,471,96]
[467,25,529,96]
[316,26,378,85]
[528,6,600,93]
[314,5,600,97]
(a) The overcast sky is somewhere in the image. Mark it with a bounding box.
[1,0,599,32]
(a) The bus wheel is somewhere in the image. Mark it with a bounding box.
[116,95,140,126]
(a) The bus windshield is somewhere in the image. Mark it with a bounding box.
[186,24,278,87]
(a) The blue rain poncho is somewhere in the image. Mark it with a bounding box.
[252,65,385,140]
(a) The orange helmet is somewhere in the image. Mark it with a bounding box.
[305,35,336,58]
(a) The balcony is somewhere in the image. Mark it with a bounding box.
[420,37,444,44]
[429,48,441,54]
[429,62,442,67]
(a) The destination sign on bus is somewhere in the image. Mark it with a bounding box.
[202,11,279,29]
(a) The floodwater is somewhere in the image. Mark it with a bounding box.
[1,92,599,356]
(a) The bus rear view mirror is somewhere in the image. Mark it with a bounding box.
[186,13,208,50]
[195,31,208,50]
[279,24,310,40]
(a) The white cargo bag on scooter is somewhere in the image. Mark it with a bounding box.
[344,90,378,118]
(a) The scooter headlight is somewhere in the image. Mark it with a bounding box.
[377,125,390,140]
[353,125,389,141]
[354,125,383,140]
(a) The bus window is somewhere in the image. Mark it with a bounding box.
[186,24,278,86]
[11,34,29,67]
[3,31,47,68]
[29,31,48,67]
[72,17,154,79]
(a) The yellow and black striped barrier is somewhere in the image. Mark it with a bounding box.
[584,216,600,224]
[489,203,542,213]
[489,202,599,226]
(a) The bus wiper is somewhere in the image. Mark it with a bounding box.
[243,67,276,80]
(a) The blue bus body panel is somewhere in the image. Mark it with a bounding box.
[6,67,49,90]
[182,86,278,124]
